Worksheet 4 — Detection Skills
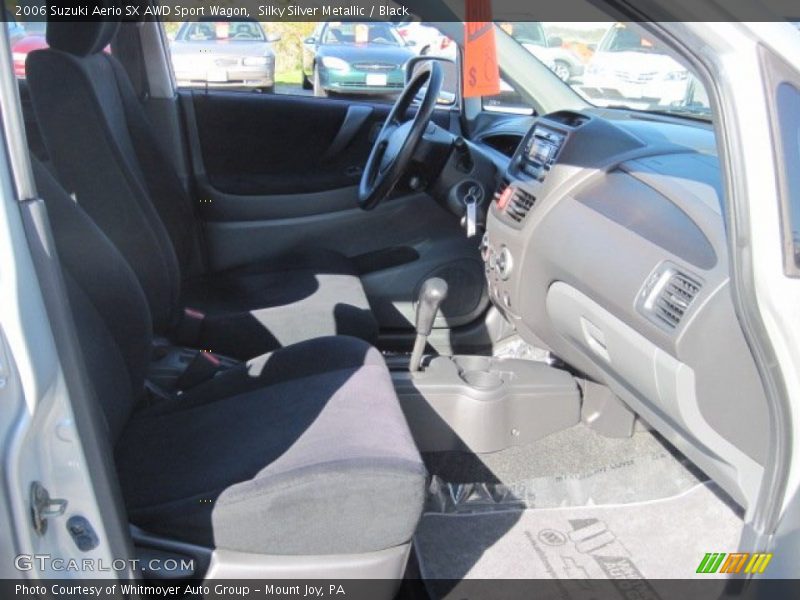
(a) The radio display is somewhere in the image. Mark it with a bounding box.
[529,139,555,164]
[525,127,565,169]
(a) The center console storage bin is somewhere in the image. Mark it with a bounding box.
[393,356,580,452]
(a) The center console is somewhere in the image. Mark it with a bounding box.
[394,355,580,452]
[389,115,595,454]
[391,275,581,454]
[482,111,590,319]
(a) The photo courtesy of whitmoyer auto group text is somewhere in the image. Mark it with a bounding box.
[1,0,800,598]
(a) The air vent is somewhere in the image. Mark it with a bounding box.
[494,178,509,200]
[642,267,702,329]
[506,188,536,223]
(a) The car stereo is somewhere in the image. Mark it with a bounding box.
[518,126,566,181]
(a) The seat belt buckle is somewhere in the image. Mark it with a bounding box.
[175,350,221,391]
[176,307,205,346]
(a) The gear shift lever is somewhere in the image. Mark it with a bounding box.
[410,278,449,372]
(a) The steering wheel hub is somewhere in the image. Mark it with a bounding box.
[358,61,444,210]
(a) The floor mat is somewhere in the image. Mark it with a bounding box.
[415,482,742,588]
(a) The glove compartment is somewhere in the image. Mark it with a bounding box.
[546,280,762,510]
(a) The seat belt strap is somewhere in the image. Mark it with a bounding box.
[175,351,221,390]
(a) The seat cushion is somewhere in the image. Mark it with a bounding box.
[182,248,378,359]
[115,337,426,555]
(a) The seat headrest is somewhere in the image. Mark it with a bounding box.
[46,19,121,57]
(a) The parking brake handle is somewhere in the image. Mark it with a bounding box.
[410,278,449,372]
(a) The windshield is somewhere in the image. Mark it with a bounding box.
[499,22,546,46]
[322,22,402,46]
[504,21,713,119]
[180,21,265,42]
[598,23,660,53]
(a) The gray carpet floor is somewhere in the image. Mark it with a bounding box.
[423,424,709,512]
[415,482,742,583]
[415,424,743,593]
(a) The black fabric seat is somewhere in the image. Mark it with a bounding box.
[26,18,377,359]
[117,337,425,554]
[34,158,426,555]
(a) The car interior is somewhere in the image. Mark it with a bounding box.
[9,11,771,595]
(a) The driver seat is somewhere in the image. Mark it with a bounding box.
[26,18,378,359]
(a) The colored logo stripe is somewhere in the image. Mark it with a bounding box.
[720,553,749,574]
[697,552,773,574]
[745,553,773,574]
[697,553,726,573]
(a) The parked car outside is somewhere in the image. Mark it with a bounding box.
[302,22,415,97]
[425,32,457,60]
[580,22,690,108]
[499,21,585,82]
[9,21,47,78]
[169,20,279,92]
[395,21,440,55]
[395,23,457,61]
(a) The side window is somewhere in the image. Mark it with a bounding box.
[777,83,800,276]
[7,20,48,79]
[166,20,278,93]
[164,20,450,105]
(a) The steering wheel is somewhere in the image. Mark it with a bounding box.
[358,61,443,210]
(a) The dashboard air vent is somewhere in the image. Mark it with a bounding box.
[506,188,536,223]
[494,178,509,199]
[651,270,702,328]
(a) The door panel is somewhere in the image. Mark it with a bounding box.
[181,90,487,331]
[204,193,487,329]
[186,89,452,200]
[189,90,389,195]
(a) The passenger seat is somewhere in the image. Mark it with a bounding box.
[32,158,426,575]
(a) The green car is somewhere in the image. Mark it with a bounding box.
[302,22,416,97]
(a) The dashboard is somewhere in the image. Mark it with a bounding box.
[479,108,767,510]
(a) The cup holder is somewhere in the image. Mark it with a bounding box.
[461,369,504,390]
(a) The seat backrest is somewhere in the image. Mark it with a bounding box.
[26,18,202,334]
[31,157,153,443]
